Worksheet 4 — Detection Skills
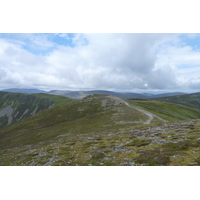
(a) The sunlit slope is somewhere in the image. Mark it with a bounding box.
[0,91,74,128]
[128,99,200,122]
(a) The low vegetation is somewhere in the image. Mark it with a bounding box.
[155,92,200,110]
[1,94,200,166]
[128,99,200,121]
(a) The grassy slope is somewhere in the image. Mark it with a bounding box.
[128,99,200,121]
[154,92,200,110]
[0,91,74,128]
[1,94,200,166]
[31,93,73,106]
[0,91,74,108]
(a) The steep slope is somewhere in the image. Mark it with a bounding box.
[154,92,200,110]
[0,91,74,128]
[1,94,200,166]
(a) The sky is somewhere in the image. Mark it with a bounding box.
[1,33,200,93]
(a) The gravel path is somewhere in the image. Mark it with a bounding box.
[108,96,167,124]
[127,103,167,124]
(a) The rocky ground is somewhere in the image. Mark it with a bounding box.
[1,119,200,166]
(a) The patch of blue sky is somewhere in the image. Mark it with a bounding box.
[22,45,55,56]
[50,33,75,47]
[0,33,53,55]
[0,33,89,55]
[154,34,200,54]
[154,40,177,55]
[47,33,89,47]
[0,33,17,39]
[177,65,198,69]
[179,34,200,50]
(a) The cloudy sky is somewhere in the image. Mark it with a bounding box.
[0,33,200,92]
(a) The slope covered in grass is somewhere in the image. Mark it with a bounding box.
[128,99,200,122]
[154,92,200,110]
[31,93,73,106]
[0,91,74,128]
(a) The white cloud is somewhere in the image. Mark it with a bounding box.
[1,33,200,91]
[45,33,179,90]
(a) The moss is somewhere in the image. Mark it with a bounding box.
[135,150,171,166]
[91,152,105,159]
[125,139,152,147]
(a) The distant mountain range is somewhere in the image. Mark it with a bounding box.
[1,88,187,99]
[2,88,47,94]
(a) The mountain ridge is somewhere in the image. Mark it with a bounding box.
[1,88,186,99]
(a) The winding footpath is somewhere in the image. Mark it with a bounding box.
[127,103,167,124]
[109,96,167,124]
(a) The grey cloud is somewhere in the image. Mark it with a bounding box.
[0,67,6,80]
[146,66,177,89]
[1,33,200,91]
[72,33,177,89]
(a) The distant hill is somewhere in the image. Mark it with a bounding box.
[1,88,187,99]
[47,89,186,99]
[47,90,126,99]
[2,88,47,94]
[150,92,186,98]
[154,92,200,110]
[0,91,74,128]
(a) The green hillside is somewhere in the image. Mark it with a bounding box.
[0,91,74,128]
[154,92,200,110]
[128,99,200,121]
[1,94,200,166]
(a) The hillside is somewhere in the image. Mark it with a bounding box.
[0,91,74,128]
[1,94,200,166]
[128,99,200,121]
[154,92,200,110]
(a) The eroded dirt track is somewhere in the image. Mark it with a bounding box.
[108,96,167,124]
